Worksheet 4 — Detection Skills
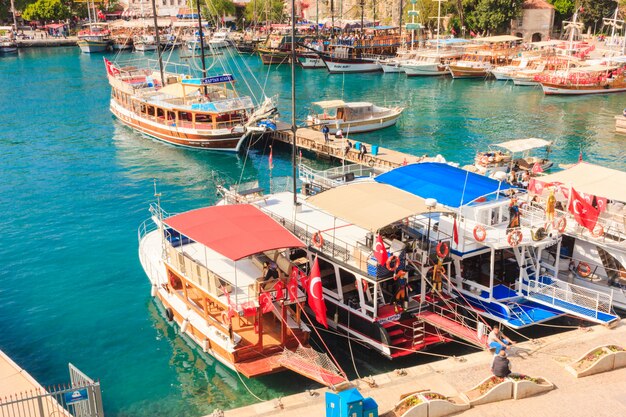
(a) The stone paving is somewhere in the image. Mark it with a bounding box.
[220,320,626,417]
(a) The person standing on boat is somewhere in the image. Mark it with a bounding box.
[263,261,279,281]
[359,144,368,161]
[546,189,556,221]
[431,258,444,294]
[488,327,514,355]
[322,124,330,143]
[335,128,344,140]
[344,140,352,156]
[393,270,409,312]
[507,198,521,232]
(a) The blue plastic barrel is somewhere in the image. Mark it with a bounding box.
[371,145,379,156]
[355,141,361,150]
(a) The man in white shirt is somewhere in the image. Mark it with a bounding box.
[488,327,513,355]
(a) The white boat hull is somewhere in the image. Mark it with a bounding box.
[542,84,626,95]
[78,41,109,53]
[135,44,157,52]
[381,63,404,73]
[317,115,401,134]
[299,56,325,68]
[403,63,448,76]
[323,58,381,73]
[513,78,540,86]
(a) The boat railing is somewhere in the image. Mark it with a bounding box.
[299,163,378,191]
[526,276,614,319]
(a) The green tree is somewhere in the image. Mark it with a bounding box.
[244,0,285,24]
[462,0,524,34]
[580,0,618,32]
[189,0,236,24]
[548,0,575,16]
[22,0,70,22]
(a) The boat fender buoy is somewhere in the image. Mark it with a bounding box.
[591,224,604,238]
[312,232,324,248]
[151,284,157,297]
[367,159,375,167]
[436,241,449,258]
[473,225,487,242]
[180,316,190,333]
[202,338,209,352]
[507,229,523,247]
[577,262,591,277]
[386,255,400,271]
[165,307,174,322]
[553,217,567,233]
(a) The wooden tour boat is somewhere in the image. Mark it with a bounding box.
[139,201,348,386]
[539,63,626,95]
[77,23,111,53]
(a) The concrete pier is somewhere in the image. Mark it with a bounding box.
[218,321,626,417]
[16,37,78,47]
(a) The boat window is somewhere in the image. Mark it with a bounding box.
[318,257,338,292]
[167,111,176,121]
[338,267,358,308]
[179,112,192,122]
[146,105,154,116]
[156,108,165,120]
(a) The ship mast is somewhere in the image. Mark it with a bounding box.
[291,0,298,204]
[195,0,208,77]
[150,0,165,84]
[432,0,446,54]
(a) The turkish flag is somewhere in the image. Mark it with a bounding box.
[453,217,459,246]
[274,280,285,300]
[596,197,607,212]
[568,188,599,232]
[374,234,388,265]
[288,271,298,302]
[528,178,547,195]
[259,292,274,313]
[307,256,328,328]
[531,163,543,174]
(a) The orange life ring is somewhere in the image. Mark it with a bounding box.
[312,232,324,248]
[436,242,449,258]
[590,224,604,238]
[386,255,400,271]
[577,262,591,277]
[553,217,567,233]
[507,229,523,247]
[473,225,487,242]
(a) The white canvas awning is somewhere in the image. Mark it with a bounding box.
[538,162,626,202]
[307,182,451,232]
[493,138,552,153]
[475,35,522,43]
[311,100,346,109]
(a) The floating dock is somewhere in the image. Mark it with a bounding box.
[616,115,626,135]
[216,319,626,417]
[270,122,440,170]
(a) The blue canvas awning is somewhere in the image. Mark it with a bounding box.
[375,163,512,208]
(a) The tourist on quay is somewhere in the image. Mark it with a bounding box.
[359,144,367,161]
[491,350,512,378]
[322,124,330,143]
[344,140,352,156]
[488,327,514,355]
[335,128,343,140]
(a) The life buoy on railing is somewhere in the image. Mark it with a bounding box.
[367,159,375,168]
[386,255,400,271]
[436,242,449,258]
[552,217,566,233]
[591,224,604,238]
[507,229,523,247]
[577,262,592,277]
[312,232,324,248]
[473,225,487,242]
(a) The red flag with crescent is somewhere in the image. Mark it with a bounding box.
[288,269,299,302]
[307,256,328,328]
[453,217,459,246]
[568,188,599,232]
[259,292,273,313]
[274,280,285,300]
[531,162,543,174]
[374,234,388,265]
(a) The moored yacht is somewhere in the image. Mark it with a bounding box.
[306,100,404,134]
[77,23,111,53]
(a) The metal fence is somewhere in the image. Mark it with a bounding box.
[0,364,104,417]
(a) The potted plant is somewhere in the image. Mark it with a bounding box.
[420,391,470,417]
[507,374,554,399]
[566,346,614,378]
[392,393,427,417]
[607,345,626,369]
[461,375,513,406]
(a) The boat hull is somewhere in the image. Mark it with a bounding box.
[513,78,540,86]
[449,65,490,78]
[77,40,110,53]
[258,49,290,65]
[321,55,382,73]
[298,55,325,68]
[541,83,626,95]
[135,44,157,52]
[0,46,17,54]
[313,113,401,134]
[381,63,404,73]
[110,99,246,151]
[403,63,449,76]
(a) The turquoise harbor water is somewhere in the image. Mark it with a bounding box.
[0,47,624,417]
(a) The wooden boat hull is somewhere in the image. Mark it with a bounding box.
[258,49,290,65]
[541,83,626,95]
[449,65,490,78]
[110,99,246,151]
[321,55,382,73]
[77,40,110,53]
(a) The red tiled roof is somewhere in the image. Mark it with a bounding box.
[522,0,555,9]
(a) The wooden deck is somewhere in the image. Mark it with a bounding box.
[270,121,439,170]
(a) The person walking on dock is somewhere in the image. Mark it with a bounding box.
[322,125,330,143]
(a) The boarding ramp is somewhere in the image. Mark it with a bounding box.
[526,277,620,326]
[277,346,348,389]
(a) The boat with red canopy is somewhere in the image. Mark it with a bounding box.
[138,202,347,386]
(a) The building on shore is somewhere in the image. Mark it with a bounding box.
[511,0,555,43]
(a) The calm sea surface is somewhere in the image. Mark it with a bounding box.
[0,47,624,417]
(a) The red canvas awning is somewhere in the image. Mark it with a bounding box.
[164,204,304,261]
